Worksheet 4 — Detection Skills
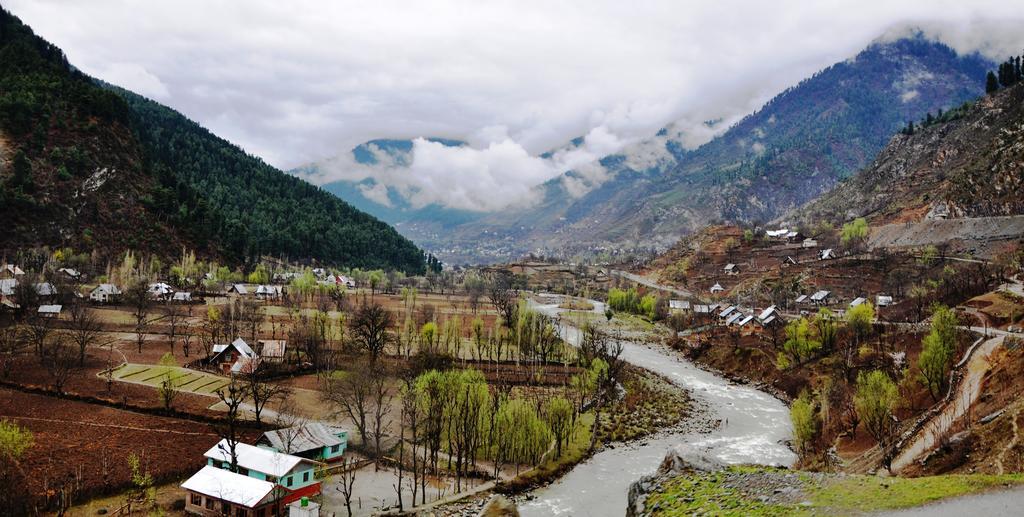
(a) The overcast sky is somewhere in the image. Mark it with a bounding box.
[7,1,1024,211]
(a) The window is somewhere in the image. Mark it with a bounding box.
[235,507,248,517]
[221,501,230,514]
[285,476,293,487]
[238,467,249,476]
[205,498,215,510]
[331,445,340,453]
[265,475,276,483]
[257,509,265,517]
[302,471,309,483]
[190,494,202,506]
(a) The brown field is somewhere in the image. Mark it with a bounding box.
[0,388,259,506]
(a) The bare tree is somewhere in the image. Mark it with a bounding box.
[337,456,359,517]
[41,334,80,393]
[0,326,27,378]
[157,371,180,410]
[67,302,103,366]
[164,303,184,351]
[349,299,395,364]
[211,378,248,472]
[241,358,290,429]
[180,319,193,358]
[22,311,53,359]
[323,361,372,453]
[488,273,519,327]
[124,279,151,354]
[368,365,394,468]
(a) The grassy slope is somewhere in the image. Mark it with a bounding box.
[644,466,1024,516]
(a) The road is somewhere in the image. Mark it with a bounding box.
[878,485,1024,516]
[891,333,1006,472]
[610,269,693,298]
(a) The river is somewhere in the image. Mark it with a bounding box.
[519,299,797,516]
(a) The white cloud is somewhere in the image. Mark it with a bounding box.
[6,0,1023,210]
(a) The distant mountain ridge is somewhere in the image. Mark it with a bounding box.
[310,35,992,264]
[440,36,993,262]
[791,80,1024,226]
[0,8,428,273]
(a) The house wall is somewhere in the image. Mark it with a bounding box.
[184,490,276,517]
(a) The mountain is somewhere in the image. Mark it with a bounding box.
[298,138,483,236]
[0,8,427,273]
[792,78,1024,226]
[434,36,992,262]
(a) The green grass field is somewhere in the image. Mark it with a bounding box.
[110,363,232,395]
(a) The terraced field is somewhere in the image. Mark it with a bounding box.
[109,363,232,395]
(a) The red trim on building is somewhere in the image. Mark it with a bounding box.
[281,482,321,504]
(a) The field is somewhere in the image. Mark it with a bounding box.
[110,363,231,395]
[0,387,233,507]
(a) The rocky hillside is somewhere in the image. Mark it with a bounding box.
[0,8,428,273]
[792,81,1024,226]
[440,37,991,262]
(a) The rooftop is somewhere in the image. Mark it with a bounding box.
[181,465,276,508]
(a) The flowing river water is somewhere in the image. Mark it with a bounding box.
[519,299,797,516]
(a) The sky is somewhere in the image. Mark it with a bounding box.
[7,0,1024,211]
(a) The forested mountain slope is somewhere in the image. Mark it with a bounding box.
[0,8,427,273]
[443,37,991,261]
[793,77,1024,225]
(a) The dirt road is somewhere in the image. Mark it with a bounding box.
[891,334,1005,472]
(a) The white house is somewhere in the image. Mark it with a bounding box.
[719,306,737,320]
[724,263,738,275]
[819,248,836,260]
[228,284,249,296]
[34,282,57,297]
[89,283,122,303]
[849,297,867,308]
[181,465,281,516]
[669,300,691,313]
[58,267,81,280]
[877,295,894,307]
[802,238,818,248]
[255,285,283,300]
[710,283,725,294]
[149,282,174,300]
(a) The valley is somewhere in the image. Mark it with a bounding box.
[3,3,1024,517]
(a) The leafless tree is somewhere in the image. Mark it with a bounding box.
[180,319,193,358]
[124,279,151,354]
[0,326,27,378]
[211,378,248,472]
[23,311,53,359]
[368,365,394,468]
[164,302,184,349]
[349,299,395,364]
[323,361,372,452]
[42,334,80,393]
[67,302,103,366]
[241,359,290,429]
[337,456,359,517]
[488,273,519,327]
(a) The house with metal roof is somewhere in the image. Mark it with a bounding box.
[211,338,256,375]
[38,304,62,318]
[810,290,831,304]
[724,263,738,275]
[710,283,724,294]
[849,297,867,308]
[257,423,348,462]
[203,440,322,503]
[89,283,122,304]
[668,300,691,312]
[877,295,894,307]
[181,465,282,516]
[228,284,249,296]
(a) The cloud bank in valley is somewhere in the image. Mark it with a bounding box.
[8,0,1024,212]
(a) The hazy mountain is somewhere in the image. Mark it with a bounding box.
[436,35,992,263]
